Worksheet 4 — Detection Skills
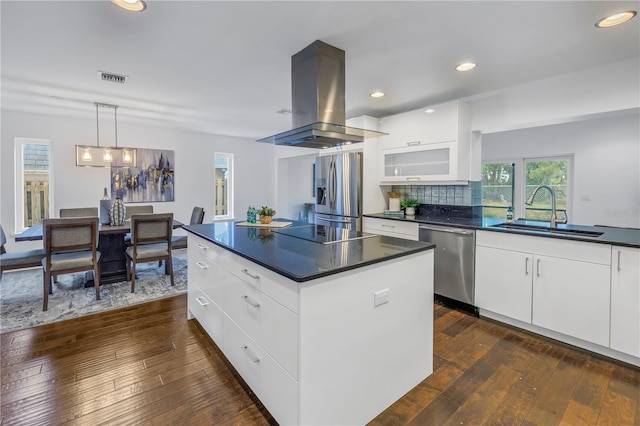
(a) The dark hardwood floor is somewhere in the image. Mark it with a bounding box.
[1,295,638,425]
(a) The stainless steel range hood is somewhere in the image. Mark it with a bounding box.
[257,40,386,149]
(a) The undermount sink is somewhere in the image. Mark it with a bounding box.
[491,222,604,238]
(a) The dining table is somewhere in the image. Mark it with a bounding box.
[16,219,184,285]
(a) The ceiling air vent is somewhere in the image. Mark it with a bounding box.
[99,71,127,84]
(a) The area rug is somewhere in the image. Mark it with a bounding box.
[0,249,188,333]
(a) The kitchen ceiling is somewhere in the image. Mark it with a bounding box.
[1,1,638,140]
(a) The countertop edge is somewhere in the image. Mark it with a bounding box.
[364,213,640,248]
[184,225,436,282]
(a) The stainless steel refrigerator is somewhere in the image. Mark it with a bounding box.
[314,152,363,230]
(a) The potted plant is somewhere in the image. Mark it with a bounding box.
[400,199,420,216]
[258,206,276,224]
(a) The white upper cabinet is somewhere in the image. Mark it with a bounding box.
[377,100,473,183]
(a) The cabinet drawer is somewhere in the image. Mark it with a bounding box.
[223,315,298,426]
[363,217,418,240]
[207,244,299,314]
[187,254,224,307]
[188,285,224,347]
[189,234,219,264]
[223,275,299,379]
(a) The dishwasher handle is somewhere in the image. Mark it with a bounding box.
[419,224,474,236]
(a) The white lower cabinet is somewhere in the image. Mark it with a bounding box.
[223,314,298,426]
[223,272,299,378]
[475,245,532,323]
[187,285,224,345]
[475,231,611,347]
[531,254,610,347]
[610,246,640,357]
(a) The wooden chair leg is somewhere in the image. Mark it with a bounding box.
[43,269,49,311]
[94,264,101,301]
[125,256,131,281]
[167,256,175,286]
[130,260,137,293]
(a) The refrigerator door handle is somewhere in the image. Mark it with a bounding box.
[329,157,337,209]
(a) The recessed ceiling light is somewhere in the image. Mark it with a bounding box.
[111,0,146,12]
[424,109,436,114]
[595,11,637,28]
[455,62,477,72]
[370,91,385,98]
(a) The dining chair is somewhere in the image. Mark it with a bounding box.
[124,205,154,245]
[171,206,204,250]
[41,217,101,311]
[125,205,153,220]
[126,213,174,293]
[0,224,46,280]
[60,207,99,218]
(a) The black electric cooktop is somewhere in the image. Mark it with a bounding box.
[274,224,376,245]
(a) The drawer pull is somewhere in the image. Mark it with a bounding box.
[406,177,421,181]
[196,261,209,269]
[536,259,541,277]
[241,268,260,280]
[195,296,209,306]
[241,295,260,308]
[525,257,529,275]
[197,244,208,250]
[406,141,422,146]
[381,224,396,229]
[617,250,621,272]
[242,345,260,363]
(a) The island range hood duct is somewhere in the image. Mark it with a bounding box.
[257,40,386,149]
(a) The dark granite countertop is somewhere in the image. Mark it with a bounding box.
[183,220,435,282]
[365,213,640,248]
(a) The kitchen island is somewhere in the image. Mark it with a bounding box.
[183,220,436,425]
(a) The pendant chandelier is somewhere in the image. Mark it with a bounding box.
[76,103,137,167]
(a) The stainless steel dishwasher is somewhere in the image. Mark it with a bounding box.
[419,224,476,312]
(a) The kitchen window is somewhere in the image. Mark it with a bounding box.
[15,138,54,232]
[481,162,515,218]
[214,152,234,220]
[524,156,572,221]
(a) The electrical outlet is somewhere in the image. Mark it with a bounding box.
[374,289,389,307]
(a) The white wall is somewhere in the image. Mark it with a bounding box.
[277,153,316,221]
[468,57,639,133]
[1,109,276,251]
[482,112,640,228]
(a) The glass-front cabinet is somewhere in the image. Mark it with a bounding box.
[377,99,475,184]
[379,141,461,182]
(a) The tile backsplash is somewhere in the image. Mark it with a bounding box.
[391,182,482,207]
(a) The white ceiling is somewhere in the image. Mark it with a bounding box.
[2,1,639,140]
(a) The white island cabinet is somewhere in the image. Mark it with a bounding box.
[187,232,434,426]
[610,246,640,358]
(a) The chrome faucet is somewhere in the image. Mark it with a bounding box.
[525,185,568,228]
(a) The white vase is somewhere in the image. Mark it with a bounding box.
[389,198,400,211]
[405,207,416,216]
